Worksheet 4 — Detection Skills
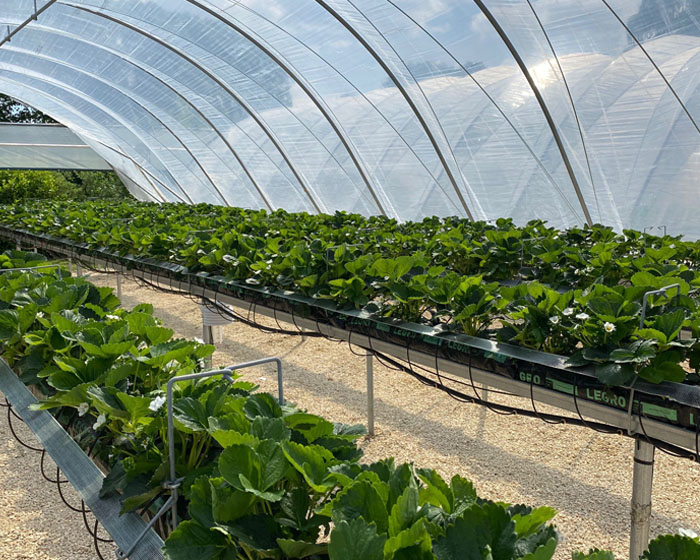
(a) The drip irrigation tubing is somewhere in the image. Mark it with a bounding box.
[62,262,700,460]
[2,399,115,558]
[9,258,700,464]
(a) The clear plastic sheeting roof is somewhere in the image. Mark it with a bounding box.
[2,0,700,236]
[0,123,112,171]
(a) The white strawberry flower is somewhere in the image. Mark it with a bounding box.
[576,312,590,320]
[194,337,204,344]
[549,316,560,325]
[149,395,166,412]
[77,402,89,417]
[93,414,107,430]
[562,308,574,316]
[106,314,120,320]
[604,322,616,333]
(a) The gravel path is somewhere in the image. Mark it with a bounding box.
[0,397,114,559]
[3,271,700,559]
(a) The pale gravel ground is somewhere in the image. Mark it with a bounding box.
[3,272,700,559]
[0,398,115,559]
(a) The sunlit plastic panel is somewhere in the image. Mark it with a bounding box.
[25,8,320,212]
[0,50,233,206]
[3,0,700,237]
[64,0,382,215]
[2,26,279,210]
[0,123,111,171]
[0,75,184,202]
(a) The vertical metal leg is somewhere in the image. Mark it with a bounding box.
[116,273,122,300]
[202,324,214,369]
[630,438,655,560]
[16,242,21,251]
[75,261,83,277]
[366,352,375,436]
[476,384,489,439]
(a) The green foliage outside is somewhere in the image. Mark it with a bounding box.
[0,95,131,202]
[0,94,56,124]
[0,170,130,203]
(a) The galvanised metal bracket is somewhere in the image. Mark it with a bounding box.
[640,284,681,328]
[116,357,284,558]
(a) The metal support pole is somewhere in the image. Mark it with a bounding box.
[202,324,214,369]
[164,358,284,535]
[75,261,83,277]
[366,352,375,436]
[116,273,122,300]
[15,242,21,251]
[630,437,655,559]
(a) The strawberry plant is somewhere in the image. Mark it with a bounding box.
[0,250,695,558]
[2,201,700,387]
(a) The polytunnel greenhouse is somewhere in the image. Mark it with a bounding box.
[1,1,700,560]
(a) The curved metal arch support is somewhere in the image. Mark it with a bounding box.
[524,0,601,221]
[598,0,700,139]
[62,1,327,214]
[0,0,60,48]
[0,52,228,206]
[0,67,194,203]
[227,1,459,214]
[374,79,583,223]
[471,0,594,226]
[0,76,175,203]
[113,170,159,203]
[182,0,391,217]
[314,0,476,221]
[622,47,700,211]
[91,140,189,203]
[384,0,578,221]
[70,134,166,202]
[5,26,280,211]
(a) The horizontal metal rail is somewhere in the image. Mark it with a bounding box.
[0,359,164,559]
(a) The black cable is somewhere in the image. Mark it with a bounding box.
[6,404,43,451]
[80,501,113,544]
[637,411,688,460]
[40,450,68,484]
[465,351,516,413]
[93,518,110,560]
[571,373,620,435]
[55,470,86,513]
[346,326,370,358]
[530,374,565,425]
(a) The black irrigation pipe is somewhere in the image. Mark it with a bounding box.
[370,349,700,462]
[100,261,700,463]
